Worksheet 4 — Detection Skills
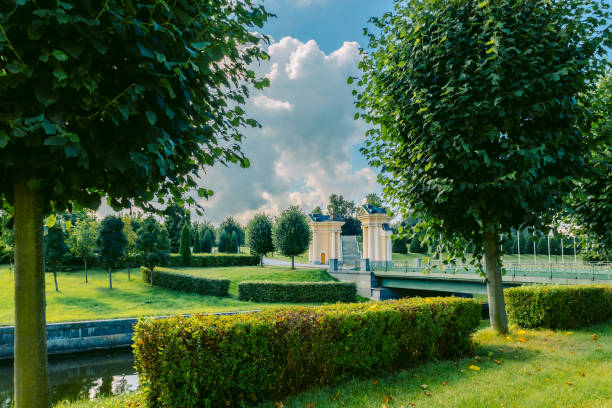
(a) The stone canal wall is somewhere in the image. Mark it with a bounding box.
[0,311,254,360]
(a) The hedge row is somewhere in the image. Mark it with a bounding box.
[505,284,612,329]
[165,253,260,267]
[140,267,229,297]
[238,281,357,303]
[134,297,481,407]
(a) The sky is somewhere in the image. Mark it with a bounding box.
[195,0,395,224]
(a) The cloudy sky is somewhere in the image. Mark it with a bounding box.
[196,0,395,224]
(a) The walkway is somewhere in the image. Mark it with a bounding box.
[262,257,328,269]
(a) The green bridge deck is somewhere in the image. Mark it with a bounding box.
[372,263,612,295]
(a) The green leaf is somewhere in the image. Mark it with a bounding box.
[53,68,68,81]
[42,121,57,135]
[44,135,66,145]
[45,214,57,228]
[146,111,157,125]
[477,1,488,8]
[52,50,68,61]
[347,76,354,84]
[137,42,155,59]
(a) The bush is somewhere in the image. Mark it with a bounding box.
[140,266,229,297]
[505,284,612,329]
[164,253,259,267]
[238,281,357,303]
[134,297,481,408]
[409,236,428,254]
[392,237,408,254]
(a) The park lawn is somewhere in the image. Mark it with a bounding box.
[266,251,310,265]
[0,265,334,326]
[55,320,612,408]
[167,265,335,297]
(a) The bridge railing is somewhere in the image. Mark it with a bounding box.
[372,259,612,282]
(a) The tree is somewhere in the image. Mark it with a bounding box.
[44,223,68,292]
[164,204,191,253]
[356,0,610,333]
[247,214,274,265]
[311,206,323,215]
[0,212,14,273]
[179,223,191,265]
[218,230,229,253]
[274,206,312,269]
[392,237,408,254]
[122,216,138,280]
[201,229,214,254]
[365,193,383,207]
[326,194,356,219]
[409,236,428,254]
[66,211,99,283]
[0,1,271,403]
[341,216,362,236]
[230,231,239,254]
[193,228,202,253]
[136,217,170,285]
[219,217,245,247]
[98,217,127,289]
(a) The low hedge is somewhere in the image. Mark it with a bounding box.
[505,284,612,329]
[238,281,357,303]
[140,266,229,297]
[165,253,260,267]
[134,297,481,407]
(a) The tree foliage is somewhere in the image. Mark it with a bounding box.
[65,211,98,282]
[326,194,356,219]
[355,0,611,332]
[164,204,190,253]
[44,222,68,291]
[193,228,201,253]
[274,206,311,269]
[365,193,383,207]
[136,217,170,278]
[311,206,323,215]
[247,213,274,263]
[97,216,126,289]
[218,230,229,253]
[201,229,214,254]
[179,222,191,265]
[219,216,245,247]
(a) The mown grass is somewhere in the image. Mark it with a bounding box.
[0,265,333,326]
[55,320,612,408]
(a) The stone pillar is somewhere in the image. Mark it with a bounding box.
[313,231,318,264]
[363,226,369,259]
[374,224,380,263]
[386,233,392,263]
[331,230,336,259]
[368,224,375,262]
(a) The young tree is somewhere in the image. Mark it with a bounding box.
[356,0,610,333]
[163,204,191,253]
[341,217,362,236]
[136,217,170,285]
[179,223,192,266]
[365,193,383,208]
[201,229,214,254]
[274,206,312,269]
[98,217,127,289]
[311,206,323,215]
[392,236,408,254]
[219,216,245,247]
[0,1,270,403]
[193,228,202,254]
[218,230,229,253]
[122,216,138,280]
[409,236,428,255]
[44,223,68,292]
[66,212,99,283]
[230,231,239,254]
[247,214,274,265]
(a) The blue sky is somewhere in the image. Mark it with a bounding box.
[196,0,395,223]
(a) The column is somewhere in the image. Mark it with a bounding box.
[386,233,392,262]
[363,226,368,259]
[368,224,375,261]
[338,231,343,261]
[374,224,380,262]
[313,231,318,263]
[331,230,336,259]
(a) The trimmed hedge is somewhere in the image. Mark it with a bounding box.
[140,266,229,297]
[134,297,481,408]
[238,281,357,303]
[165,253,260,267]
[505,284,612,329]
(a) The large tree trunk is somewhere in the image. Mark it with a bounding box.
[484,227,509,334]
[13,176,50,407]
[108,266,112,289]
[84,258,88,283]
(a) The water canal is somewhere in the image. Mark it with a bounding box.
[0,349,138,407]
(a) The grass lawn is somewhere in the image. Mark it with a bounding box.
[266,251,310,264]
[0,265,333,326]
[55,320,612,407]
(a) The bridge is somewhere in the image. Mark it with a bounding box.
[329,261,612,300]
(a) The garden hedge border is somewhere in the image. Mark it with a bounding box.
[165,253,260,267]
[238,281,357,303]
[505,284,612,329]
[140,266,229,297]
[134,297,481,407]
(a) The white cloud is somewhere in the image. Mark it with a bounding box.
[196,37,380,224]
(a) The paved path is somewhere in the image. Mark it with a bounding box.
[263,257,328,269]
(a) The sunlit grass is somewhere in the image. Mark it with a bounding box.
[0,265,333,325]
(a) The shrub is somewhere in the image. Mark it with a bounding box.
[238,281,357,303]
[392,237,408,254]
[164,253,260,267]
[178,223,191,265]
[140,266,229,297]
[134,297,481,408]
[409,236,428,254]
[505,284,612,329]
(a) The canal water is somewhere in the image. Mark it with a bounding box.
[0,348,138,407]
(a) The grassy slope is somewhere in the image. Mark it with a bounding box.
[0,265,332,325]
[55,321,612,408]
